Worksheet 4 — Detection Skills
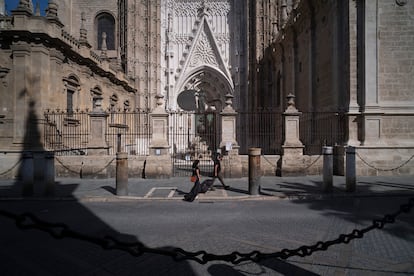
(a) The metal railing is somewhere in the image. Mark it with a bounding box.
[237,111,284,155]
[300,112,347,155]
[43,109,151,156]
[43,110,347,157]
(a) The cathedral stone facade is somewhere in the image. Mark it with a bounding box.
[0,0,413,180]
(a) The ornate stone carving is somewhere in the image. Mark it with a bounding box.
[189,32,218,67]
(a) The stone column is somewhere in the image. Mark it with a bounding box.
[88,96,109,155]
[220,93,242,178]
[145,95,172,178]
[281,93,304,176]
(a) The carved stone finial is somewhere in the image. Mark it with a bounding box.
[46,0,58,18]
[222,93,235,112]
[80,12,87,40]
[155,94,165,108]
[92,95,103,111]
[35,1,40,16]
[15,0,33,15]
[281,0,288,26]
[285,93,298,113]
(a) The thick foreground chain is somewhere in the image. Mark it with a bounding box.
[1,197,413,264]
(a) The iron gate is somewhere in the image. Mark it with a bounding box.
[169,111,221,176]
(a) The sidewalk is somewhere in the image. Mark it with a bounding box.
[1,175,414,201]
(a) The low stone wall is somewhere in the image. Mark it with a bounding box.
[0,152,21,180]
[54,155,147,178]
[355,147,414,176]
[1,148,413,180]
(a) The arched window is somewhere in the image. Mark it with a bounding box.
[91,86,103,110]
[110,94,118,111]
[96,12,115,50]
[63,75,80,115]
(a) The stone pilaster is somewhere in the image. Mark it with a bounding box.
[145,95,171,178]
[281,93,304,176]
[88,96,109,155]
[220,93,242,178]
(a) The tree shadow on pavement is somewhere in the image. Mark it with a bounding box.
[0,97,197,275]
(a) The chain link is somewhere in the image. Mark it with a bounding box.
[1,197,412,264]
[260,154,322,173]
[0,159,22,176]
[55,157,115,175]
[356,152,414,172]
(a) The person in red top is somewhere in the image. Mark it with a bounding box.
[183,160,201,202]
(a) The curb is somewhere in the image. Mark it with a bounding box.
[2,192,414,202]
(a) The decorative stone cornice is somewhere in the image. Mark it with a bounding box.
[1,30,136,94]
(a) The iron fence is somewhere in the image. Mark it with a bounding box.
[237,111,346,155]
[43,109,346,158]
[237,111,284,155]
[106,110,151,155]
[44,110,90,155]
[43,110,151,156]
[169,111,220,176]
[299,112,347,155]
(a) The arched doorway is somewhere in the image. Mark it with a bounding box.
[170,67,233,176]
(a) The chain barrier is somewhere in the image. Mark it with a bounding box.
[55,157,116,175]
[261,155,277,169]
[1,197,412,264]
[294,154,322,172]
[356,152,414,172]
[261,154,322,174]
[55,157,82,174]
[0,159,22,176]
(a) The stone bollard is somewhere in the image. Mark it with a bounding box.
[44,151,55,196]
[21,151,34,196]
[248,148,261,195]
[116,152,128,196]
[346,146,356,192]
[322,146,333,193]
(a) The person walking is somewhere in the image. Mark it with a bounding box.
[212,154,229,190]
[184,160,201,202]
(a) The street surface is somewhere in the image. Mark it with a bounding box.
[1,196,413,275]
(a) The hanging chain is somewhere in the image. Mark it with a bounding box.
[0,197,413,264]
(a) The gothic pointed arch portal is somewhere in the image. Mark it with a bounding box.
[177,66,233,113]
[171,67,232,176]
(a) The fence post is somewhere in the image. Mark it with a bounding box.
[281,93,304,176]
[220,93,242,178]
[88,96,109,155]
[322,146,333,192]
[116,152,128,196]
[21,151,34,196]
[145,94,171,178]
[248,148,261,195]
[346,146,356,192]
